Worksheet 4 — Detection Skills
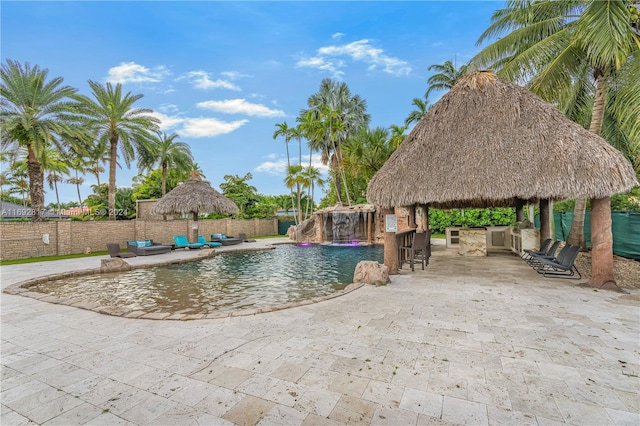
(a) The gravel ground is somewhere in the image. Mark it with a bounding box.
[574,252,640,288]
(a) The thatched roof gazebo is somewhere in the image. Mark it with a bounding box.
[367,71,638,287]
[151,172,239,242]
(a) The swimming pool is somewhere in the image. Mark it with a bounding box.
[28,244,383,315]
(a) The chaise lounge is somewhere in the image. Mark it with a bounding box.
[127,240,172,256]
[173,235,205,250]
[211,233,243,246]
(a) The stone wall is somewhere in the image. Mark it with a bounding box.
[0,218,278,261]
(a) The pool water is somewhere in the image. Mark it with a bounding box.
[30,244,383,315]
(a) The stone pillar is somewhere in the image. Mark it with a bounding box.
[539,199,550,247]
[382,207,399,275]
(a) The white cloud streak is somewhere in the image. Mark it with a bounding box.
[297,39,411,78]
[182,70,241,91]
[197,99,285,118]
[255,154,329,175]
[106,62,170,84]
[149,111,248,138]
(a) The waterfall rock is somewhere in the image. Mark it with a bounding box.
[353,261,389,286]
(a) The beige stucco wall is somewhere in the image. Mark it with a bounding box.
[0,218,278,261]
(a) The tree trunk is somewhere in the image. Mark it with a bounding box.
[539,199,551,248]
[108,137,118,220]
[588,197,618,289]
[26,144,45,222]
[297,182,302,223]
[76,170,82,208]
[515,198,525,222]
[568,70,606,248]
[161,162,167,196]
[54,179,60,213]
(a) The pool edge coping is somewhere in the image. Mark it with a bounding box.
[2,244,367,320]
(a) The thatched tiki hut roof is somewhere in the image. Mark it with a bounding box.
[368,71,637,208]
[367,70,637,287]
[151,172,239,242]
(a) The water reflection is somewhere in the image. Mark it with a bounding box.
[30,244,383,315]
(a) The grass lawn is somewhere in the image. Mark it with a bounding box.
[1,251,109,266]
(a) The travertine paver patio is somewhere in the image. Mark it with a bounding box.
[1,239,639,425]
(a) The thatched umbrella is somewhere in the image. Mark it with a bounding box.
[368,71,638,286]
[151,172,239,242]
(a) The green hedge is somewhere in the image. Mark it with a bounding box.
[428,208,517,234]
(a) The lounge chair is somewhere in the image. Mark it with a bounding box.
[399,231,430,271]
[238,233,256,243]
[210,233,243,246]
[107,243,136,258]
[173,235,205,249]
[534,245,582,279]
[528,242,572,267]
[127,240,172,256]
[197,235,222,247]
[522,238,552,261]
[523,240,561,265]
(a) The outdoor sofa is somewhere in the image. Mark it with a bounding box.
[210,233,243,246]
[127,240,172,256]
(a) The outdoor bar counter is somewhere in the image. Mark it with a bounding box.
[458,228,487,256]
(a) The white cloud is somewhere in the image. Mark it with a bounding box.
[297,39,411,77]
[332,32,345,40]
[106,62,170,84]
[158,103,179,113]
[255,154,329,175]
[197,99,285,118]
[221,71,252,80]
[179,117,248,138]
[182,70,240,91]
[149,111,185,131]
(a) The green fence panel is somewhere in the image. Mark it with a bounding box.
[611,212,640,260]
[537,211,639,259]
[278,220,296,235]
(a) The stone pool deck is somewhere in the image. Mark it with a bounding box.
[1,238,639,425]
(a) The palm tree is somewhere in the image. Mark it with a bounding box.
[389,124,408,149]
[404,96,431,127]
[472,0,640,286]
[284,164,306,222]
[273,122,298,221]
[425,59,470,98]
[301,78,370,206]
[0,60,79,220]
[139,132,194,197]
[66,154,88,208]
[302,165,325,219]
[40,146,69,213]
[87,139,108,187]
[74,81,159,220]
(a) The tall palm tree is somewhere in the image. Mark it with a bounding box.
[425,59,470,99]
[404,96,431,127]
[87,139,108,187]
[74,81,159,220]
[66,154,88,208]
[273,122,298,221]
[0,60,79,220]
[300,78,370,206]
[472,0,640,286]
[139,132,194,196]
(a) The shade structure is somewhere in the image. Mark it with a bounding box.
[151,173,238,242]
[367,71,638,209]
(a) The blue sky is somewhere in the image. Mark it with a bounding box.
[2,1,501,205]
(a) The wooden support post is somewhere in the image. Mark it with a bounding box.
[367,211,372,245]
[407,205,416,229]
[192,212,199,243]
[515,198,525,222]
[539,199,550,248]
[382,207,399,275]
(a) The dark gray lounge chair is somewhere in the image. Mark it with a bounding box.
[107,243,136,258]
[522,238,552,261]
[524,240,561,265]
[534,245,582,279]
[127,240,172,256]
[211,234,243,246]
